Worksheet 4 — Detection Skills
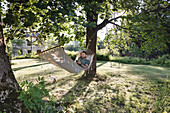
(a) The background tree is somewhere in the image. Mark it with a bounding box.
[125,0,170,54]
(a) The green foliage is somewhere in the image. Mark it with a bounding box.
[96,49,110,61]
[17,77,56,113]
[126,0,170,53]
[97,48,110,56]
[13,53,40,59]
[129,42,143,57]
[164,60,170,67]
[2,0,169,55]
[109,55,170,66]
[11,39,25,50]
[6,40,13,58]
[96,49,170,66]
[97,54,110,61]
[104,28,130,55]
[150,54,170,66]
[109,56,149,65]
[17,50,22,55]
[97,40,105,50]
[64,41,83,51]
[0,112,6,113]
[46,39,58,49]
[66,51,77,60]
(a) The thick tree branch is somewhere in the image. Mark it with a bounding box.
[97,13,126,31]
[97,17,127,31]
[108,21,128,30]
[97,19,109,31]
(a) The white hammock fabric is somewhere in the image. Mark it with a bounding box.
[39,47,94,73]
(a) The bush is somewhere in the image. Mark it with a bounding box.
[17,77,56,113]
[66,50,77,60]
[121,56,131,63]
[164,60,170,66]
[97,54,109,61]
[109,56,150,65]
[129,57,148,64]
[12,53,40,59]
[150,54,170,66]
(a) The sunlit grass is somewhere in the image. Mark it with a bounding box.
[11,59,170,112]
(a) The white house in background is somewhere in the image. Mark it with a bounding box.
[12,33,45,56]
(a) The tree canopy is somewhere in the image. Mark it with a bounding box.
[125,0,170,53]
[2,0,169,52]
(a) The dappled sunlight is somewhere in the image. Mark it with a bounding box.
[12,59,169,112]
[97,62,130,76]
[12,59,73,83]
[147,65,167,70]
[125,64,170,78]
[60,77,93,105]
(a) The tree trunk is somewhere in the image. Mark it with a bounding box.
[0,14,27,112]
[86,12,98,76]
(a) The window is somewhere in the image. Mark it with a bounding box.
[28,50,31,53]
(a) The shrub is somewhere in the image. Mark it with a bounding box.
[164,60,170,67]
[17,77,56,113]
[66,50,77,60]
[109,56,150,65]
[12,53,40,59]
[96,54,109,61]
[122,56,131,63]
[150,54,170,66]
[96,49,109,56]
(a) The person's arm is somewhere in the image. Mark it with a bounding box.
[85,59,90,68]
[77,60,81,65]
[81,64,88,68]
[76,57,81,65]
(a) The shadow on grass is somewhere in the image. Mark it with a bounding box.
[127,64,169,77]
[127,64,169,102]
[126,65,169,93]
[60,75,93,106]
[18,68,63,82]
[97,61,108,68]
[56,73,79,87]
[44,73,80,90]
[13,62,49,71]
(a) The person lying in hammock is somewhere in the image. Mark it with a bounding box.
[76,51,90,68]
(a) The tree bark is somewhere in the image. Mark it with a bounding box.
[0,14,27,112]
[86,12,98,76]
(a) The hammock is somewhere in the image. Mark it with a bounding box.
[38,46,94,73]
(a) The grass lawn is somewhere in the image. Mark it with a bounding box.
[12,59,170,112]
